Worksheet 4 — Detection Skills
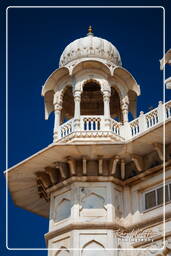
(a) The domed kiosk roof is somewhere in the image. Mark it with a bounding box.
[59,26,122,67]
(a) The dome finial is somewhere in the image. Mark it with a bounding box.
[87,25,94,36]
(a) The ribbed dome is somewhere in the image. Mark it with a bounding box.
[59,30,122,67]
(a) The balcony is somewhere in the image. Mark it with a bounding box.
[56,100,171,143]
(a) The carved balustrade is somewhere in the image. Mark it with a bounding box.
[56,100,171,141]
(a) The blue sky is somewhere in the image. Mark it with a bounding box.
[1,1,171,255]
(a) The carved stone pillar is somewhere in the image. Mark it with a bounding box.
[53,103,62,142]
[121,96,129,124]
[74,90,81,130]
[103,90,111,130]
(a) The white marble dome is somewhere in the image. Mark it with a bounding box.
[59,29,122,67]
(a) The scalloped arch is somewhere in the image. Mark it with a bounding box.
[76,77,110,94]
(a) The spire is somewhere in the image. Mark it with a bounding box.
[87,25,94,36]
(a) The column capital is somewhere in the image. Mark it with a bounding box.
[121,101,129,111]
[73,90,81,99]
[103,90,111,101]
[53,91,63,106]
[54,103,62,111]
[121,96,129,108]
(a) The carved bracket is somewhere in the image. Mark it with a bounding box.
[153,142,163,161]
[56,162,67,179]
[35,171,51,201]
[121,159,125,179]
[35,171,52,188]
[131,154,144,172]
[82,156,87,175]
[45,167,58,184]
[111,155,120,175]
[97,155,103,175]
[66,156,76,175]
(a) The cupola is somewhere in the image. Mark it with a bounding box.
[42,27,141,143]
[59,26,122,68]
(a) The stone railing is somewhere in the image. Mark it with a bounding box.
[59,119,74,139]
[80,116,103,131]
[57,100,171,141]
[111,119,121,136]
[146,109,159,128]
[127,100,171,139]
[129,118,140,136]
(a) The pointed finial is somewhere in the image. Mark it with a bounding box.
[87,25,94,36]
[88,25,92,33]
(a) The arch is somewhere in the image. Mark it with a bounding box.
[79,78,102,93]
[55,198,71,222]
[82,240,105,256]
[113,66,141,96]
[60,85,74,122]
[80,80,104,115]
[55,246,70,256]
[110,87,122,121]
[81,192,105,210]
[72,60,112,76]
[80,77,110,93]
[128,90,137,119]
[41,67,69,96]
[82,78,101,90]
[73,73,111,93]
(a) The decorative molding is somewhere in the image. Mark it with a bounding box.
[58,130,124,143]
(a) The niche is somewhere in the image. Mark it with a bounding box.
[82,240,105,256]
[55,198,71,222]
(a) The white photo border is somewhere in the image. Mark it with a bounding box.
[5,5,166,252]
